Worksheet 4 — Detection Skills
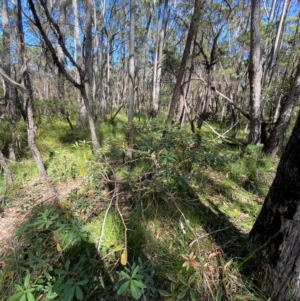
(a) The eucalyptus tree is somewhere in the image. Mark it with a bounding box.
[1,0,17,161]
[263,62,300,156]
[248,0,262,144]
[125,0,135,161]
[151,0,169,118]
[249,103,300,301]
[0,0,47,180]
[28,0,100,152]
[166,0,204,124]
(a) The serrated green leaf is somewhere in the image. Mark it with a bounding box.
[75,285,83,300]
[116,280,129,295]
[178,274,188,286]
[26,291,35,301]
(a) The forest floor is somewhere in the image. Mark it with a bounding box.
[0,116,279,300]
[0,178,84,254]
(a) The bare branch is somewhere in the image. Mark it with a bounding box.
[0,67,28,94]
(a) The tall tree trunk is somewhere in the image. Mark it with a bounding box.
[249,106,300,301]
[248,0,262,144]
[2,0,17,161]
[83,0,100,151]
[0,150,13,187]
[151,0,169,118]
[125,0,135,161]
[166,0,203,124]
[16,0,47,180]
[263,62,300,156]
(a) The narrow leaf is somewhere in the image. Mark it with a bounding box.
[178,288,188,299]
[116,280,129,295]
[75,285,84,300]
[24,274,30,289]
[132,279,147,289]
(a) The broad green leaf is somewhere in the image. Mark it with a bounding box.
[115,278,127,291]
[26,291,35,301]
[20,294,26,301]
[178,274,188,286]
[190,289,197,301]
[75,285,83,300]
[178,288,188,299]
[24,274,30,289]
[188,273,196,285]
[54,269,66,275]
[65,285,75,301]
[116,280,129,295]
[8,292,24,301]
[131,279,147,289]
[133,274,144,280]
[166,273,177,283]
[130,282,142,300]
[158,289,172,297]
[77,279,89,286]
[14,284,23,291]
[118,271,130,279]
[132,264,140,278]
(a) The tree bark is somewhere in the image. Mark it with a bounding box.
[125,0,135,161]
[16,0,47,180]
[166,0,203,124]
[263,62,300,156]
[0,150,13,186]
[249,108,300,300]
[248,0,262,144]
[28,0,100,153]
[151,0,169,118]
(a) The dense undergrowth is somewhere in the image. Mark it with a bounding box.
[0,113,277,300]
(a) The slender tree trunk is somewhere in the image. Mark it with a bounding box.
[263,62,300,156]
[264,0,289,85]
[125,0,135,161]
[151,0,168,118]
[248,0,262,145]
[17,0,47,180]
[249,106,300,301]
[2,0,17,162]
[0,150,13,187]
[83,0,100,152]
[166,0,203,124]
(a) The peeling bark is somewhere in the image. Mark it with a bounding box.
[250,106,300,300]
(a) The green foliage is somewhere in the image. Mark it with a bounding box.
[114,258,156,300]
[227,144,275,195]
[8,274,36,301]
[158,272,199,301]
